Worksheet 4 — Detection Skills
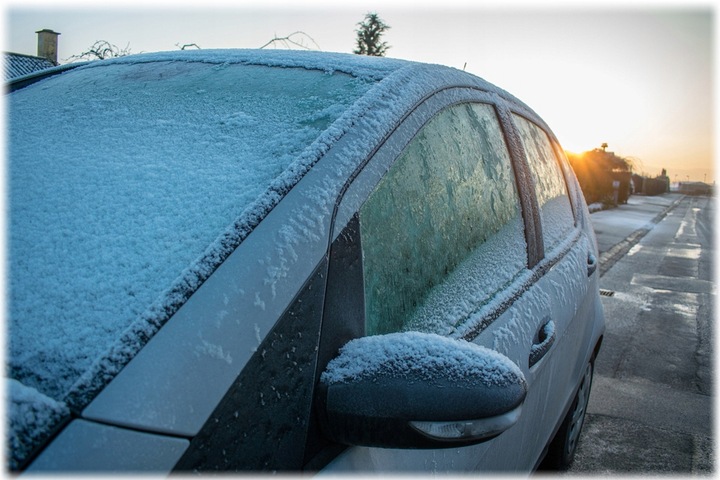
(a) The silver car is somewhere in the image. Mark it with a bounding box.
[7,49,604,473]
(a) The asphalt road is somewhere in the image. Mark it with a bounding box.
[566,194,714,474]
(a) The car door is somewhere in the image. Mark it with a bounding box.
[507,112,601,458]
[313,90,579,472]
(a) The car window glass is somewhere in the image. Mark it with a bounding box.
[513,115,575,251]
[359,103,527,336]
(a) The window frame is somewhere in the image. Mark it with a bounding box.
[331,88,541,266]
[504,107,586,258]
[509,112,578,254]
[325,88,582,342]
[505,106,582,230]
[357,101,530,336]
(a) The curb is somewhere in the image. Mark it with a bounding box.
[598,195,685,277]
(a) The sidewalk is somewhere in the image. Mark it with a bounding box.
[590,193,684,276]
[569,193,714,474]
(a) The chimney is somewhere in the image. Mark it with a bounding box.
[36,29,61,65]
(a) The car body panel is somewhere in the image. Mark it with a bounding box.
[7,49,604,473]
[25,420,188,473]
[81,131,338,436]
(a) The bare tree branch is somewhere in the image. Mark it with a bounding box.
[66,40,132,62]
[176,43,201,50]
[259,31,320,50]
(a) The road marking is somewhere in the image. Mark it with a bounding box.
[630,273,714,294]
[667,246,702,260]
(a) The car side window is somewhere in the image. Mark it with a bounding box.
[359,103,527,336]
[513,115,575,252]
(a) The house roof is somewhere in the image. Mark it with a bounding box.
[4,52,55,81]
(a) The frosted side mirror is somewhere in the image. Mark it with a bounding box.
[317,332,527,449]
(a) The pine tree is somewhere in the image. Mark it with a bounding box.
[353,13,391,57]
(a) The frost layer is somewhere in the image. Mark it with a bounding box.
[8,53,384,402]
[321,332,524,387]
[6,379,70,470]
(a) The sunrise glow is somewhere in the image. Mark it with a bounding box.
[4,4,714,183]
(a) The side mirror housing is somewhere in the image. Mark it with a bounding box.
[318,332,527,449]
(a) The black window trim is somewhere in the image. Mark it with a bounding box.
[492,102,544,267]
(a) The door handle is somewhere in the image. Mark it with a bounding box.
[587,252,598,277]
[529,319,555,368]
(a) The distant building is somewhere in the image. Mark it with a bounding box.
[4,29,60,81]
[4,52,55,80]
[631,172,670,196]
[678,181,713,196]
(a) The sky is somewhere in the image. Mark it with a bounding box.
[3,0,716,183]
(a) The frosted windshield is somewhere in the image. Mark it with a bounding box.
[8,60,375,403]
